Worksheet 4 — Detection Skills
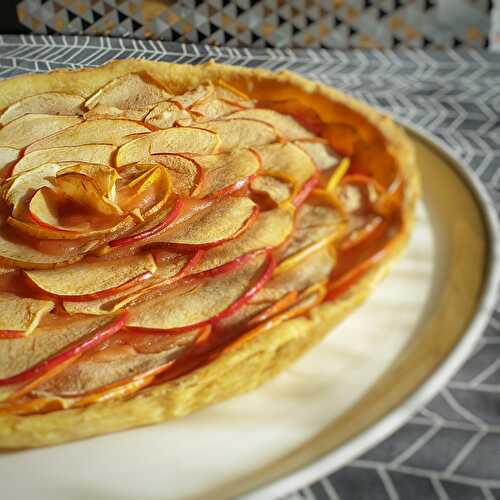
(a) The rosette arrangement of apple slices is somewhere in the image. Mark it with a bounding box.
[0,73,404,414]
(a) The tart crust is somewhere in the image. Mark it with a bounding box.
[0,60,419,448]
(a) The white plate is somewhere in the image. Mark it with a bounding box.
[1,125,499,500]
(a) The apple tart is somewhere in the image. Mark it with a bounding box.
[0,60,418,448]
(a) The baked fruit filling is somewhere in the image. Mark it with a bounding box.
[0,72,405,414]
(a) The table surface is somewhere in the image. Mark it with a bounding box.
[0,34,499,500]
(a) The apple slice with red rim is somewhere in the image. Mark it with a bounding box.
[0,312,127,386]
[146,196,258,250]
[169,82,214,110]
[84,105,151,122]
[218,247,335,333]
[190,98,244,120]
[0,92,84,126]
[62,250,200,316]
[0,114,82,149]
[84,72,172,111]
[25,119,150,153]
[194,119,278,151]
[0,293,54,338]
[24,253,156,301]
[114,127,221,168]
[144,102,193,129]
[294,139,340,172]
[253,142,318,205]
[188,149,260,199]
[12,144,116,176]
[126,251,275,333]
[149,155,203,198]
[189,207,293,275]
[227,108,315,140]
[250,176,293,206]
[0,220,84,269]
[35,327,201,397]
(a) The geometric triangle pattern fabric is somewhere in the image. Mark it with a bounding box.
[17,0,493,49]
[0,34,499,500]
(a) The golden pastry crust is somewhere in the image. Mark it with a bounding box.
[0,60,419,449]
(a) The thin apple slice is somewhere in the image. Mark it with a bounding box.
[144,102,193,129]
[194,119,278,151]
[85,72,172,110]
[214,81,253,107]
[0,224,82,269]
[228,109,315,140]
[0,293,54,337]
[109,198,182,248]
[218,248,334,332]
[26,119,150,153]
[0,312,126,386]
[115,127,220,167]
[190,207,293,274]
[4,162,67,217]
[0,147,19,179]
[84,105,151,121]
[19,189,128,240]
[0,114,82,149]
[336,176,384,249]
[170,82,214,109]
[0,93,84,126]
[26,188,87,237]
[149,196,257,249]
[36,329,199,396]
[25,254,156,300]
[12,144,115,175]
[254,142,317,198]
[9,214,83,241]
[126,251,274,331]
[63,253,192,315]
[250,176,293,205]
[190,98,243,120]
[192,149,259,198]
[150,155,202,197]
[294,139,339,171]
[281,193,346,260]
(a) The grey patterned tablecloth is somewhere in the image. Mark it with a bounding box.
[0,35,499,500]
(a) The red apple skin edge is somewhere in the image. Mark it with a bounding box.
[205,174,257,200]
[109,198,183,248]
[129,252,276,336]
[0,331,26,340]
[23,270,154,302]
[0,312,128,386]
[293,171,319,208]
[28,191,81,236]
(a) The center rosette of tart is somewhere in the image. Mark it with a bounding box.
[2,161,172,241]
[0,71,406,415]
